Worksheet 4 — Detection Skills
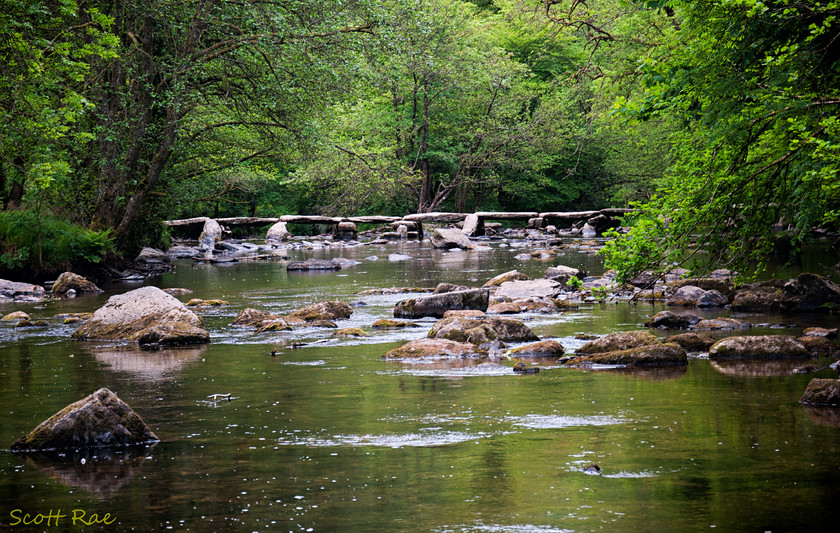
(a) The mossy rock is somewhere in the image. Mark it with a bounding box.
[664,332,716,352]
[255,319,293,333]
[566,343,687,367]
[51,272,102,294]
[16,319,49,327]
[382,338,486,359]
[233,308,279,327]
[427,316,539,344]
[576,331,660,354]
[10,388,159,451]
[371,319,418,329]
[800,378,840,406]
[333,327,369,337]
[709,335,810,360]
[186,299,229,306]
[507,340,565,358]
[284,301,353,323]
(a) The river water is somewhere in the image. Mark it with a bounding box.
[1,238,839,532]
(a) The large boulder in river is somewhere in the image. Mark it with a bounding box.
[565,343,687,367]
[731,274,840,312]
[10,388,159,452]
[72,286,209,345]
[427,316,539,344]
[708,335,810,360]
[430,227,473,249]
[51,272,102,294]
[576,331,661,354]
[382,338,485,359]
[394,288,489,318]
[495,279,564,300]
[800,379,840,406]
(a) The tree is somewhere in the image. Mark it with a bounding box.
[296,0,574,214]
[596,0,840,280]
[72,0,375,249]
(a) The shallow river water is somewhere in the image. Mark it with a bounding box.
[1,238,839,532]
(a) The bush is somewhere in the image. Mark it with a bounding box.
[0,211,115,278]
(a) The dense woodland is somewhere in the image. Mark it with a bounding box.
[1,0,838,281]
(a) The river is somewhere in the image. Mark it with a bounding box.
[1,237,839,532]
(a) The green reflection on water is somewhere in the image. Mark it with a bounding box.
[1,241,839,532]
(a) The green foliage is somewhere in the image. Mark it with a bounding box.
[601,0,840,281]
[565,275,583,290]
[0,211,114,276]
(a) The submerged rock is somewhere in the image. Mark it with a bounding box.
[71,286,209,345]
[10,388,159,452]
[708,335,810,360]
[382,338,485,359]
[394,288,490,319]
[800,378,840,406]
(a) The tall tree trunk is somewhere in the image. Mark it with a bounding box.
[418,77,433,212]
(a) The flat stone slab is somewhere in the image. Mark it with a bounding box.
[494,279,564,300]
[10,388,159,451]
[474,211,539,220]
[402,212,467,223]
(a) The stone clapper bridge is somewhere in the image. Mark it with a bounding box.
[165,209,633,245]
